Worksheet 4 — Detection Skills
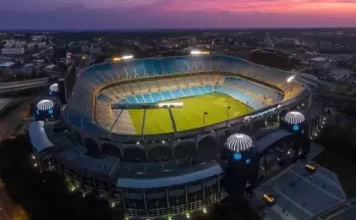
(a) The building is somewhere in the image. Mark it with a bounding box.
[27,54,322,220]
[1,48,25,55]
[43,64,56,73]
[31,35,47,41]
[0,62,15,70]
[22,63,35,76]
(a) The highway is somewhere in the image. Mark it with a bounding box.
[0,78,48,94]
[0,102,31,220]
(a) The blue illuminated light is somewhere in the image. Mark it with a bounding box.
[246,159,251,164]
[36,110,40,115]
[301,130,304,134]
[292,125,300,132]
[233,153,242,160]
[49,91,52,96]
[48,109,54,115]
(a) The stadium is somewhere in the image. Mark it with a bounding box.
[28,53,324,220]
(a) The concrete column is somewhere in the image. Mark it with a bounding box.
[202,182,206,205]
[217,176,221,202]
[143,190,148,215]
[166,189,170,209]
[195,137,199,151]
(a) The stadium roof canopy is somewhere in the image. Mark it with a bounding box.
[28,121,54,152]
[225,133,253,152]
[285,111,305,124]
[116,162,223,189]
[36,99,54,111]
[49,83,58,92]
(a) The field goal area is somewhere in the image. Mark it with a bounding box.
[128,93,253,135]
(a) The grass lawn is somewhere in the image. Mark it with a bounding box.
[128,93,253,135]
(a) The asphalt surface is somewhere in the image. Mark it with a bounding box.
[0,103,31,220]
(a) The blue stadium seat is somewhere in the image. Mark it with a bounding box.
[151,92,162,102]
[133,61,145,77]
[142,60,155,76]
[151,60,164,75]
[143,94,154,103]
[126,96,138,104]
[190,87,201,95]
[161,91,173,100]
[171,89,183,98]
[181,88,192,96]
[135,94,146,103]
[204,85,213,93]
[160,59,174,74]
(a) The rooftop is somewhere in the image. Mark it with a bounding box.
[310,57,328,62]
[0,62,15,67]
[249,161,347,220]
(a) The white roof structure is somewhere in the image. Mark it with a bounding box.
[36,99,54,111]
[23,63,34,67]
[310,57,328,62]
[285,111,305,124]
[28,121,54,152]
[0,62,15,67]
[49,83,59,92]
[225,133,254,152]
[44,64,55,70]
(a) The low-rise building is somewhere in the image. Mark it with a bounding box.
[1,48,25,55]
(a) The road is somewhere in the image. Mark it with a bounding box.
[0,103,31,220]
[0,103,30,143]
[0,78,48,94]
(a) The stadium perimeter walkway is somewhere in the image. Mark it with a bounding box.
[246,143,347,220]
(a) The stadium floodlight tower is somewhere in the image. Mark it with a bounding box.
[280,111,310,158]
[49,83,59,96]
[280,111,306,133]
[285,111,305,125]
[35,99,56,121]
[110,102,183,139]
[112,55,134,62]
[190,50,210,55]
[223,133,259,197]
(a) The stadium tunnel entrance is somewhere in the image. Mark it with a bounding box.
[102,143,122,159]
[123,147,147,162]
[196,136,220,162]
[147,145,173,162]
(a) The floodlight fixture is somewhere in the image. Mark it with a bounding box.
[157,102,183,108]
[190,50,210,55]
[286,75,296,83]
[112,55,134,61]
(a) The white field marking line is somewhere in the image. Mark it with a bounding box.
[272,204,299,220]
[313,164,347,198]
[289,170,344,202]
[312,202,350,220]
[259,163,298,188]
[272,185,313,216]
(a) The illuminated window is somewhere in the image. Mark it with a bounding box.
[233,153,242,160]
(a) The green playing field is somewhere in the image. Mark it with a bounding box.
[128,93,253,135]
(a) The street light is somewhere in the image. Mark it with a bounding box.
[226,106,231,126]
[203,111,208,126]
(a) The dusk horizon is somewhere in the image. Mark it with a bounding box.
[1,0,356,29]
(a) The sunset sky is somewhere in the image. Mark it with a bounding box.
[1,0,356,29]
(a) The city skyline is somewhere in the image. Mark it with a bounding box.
[1,0,356,29]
